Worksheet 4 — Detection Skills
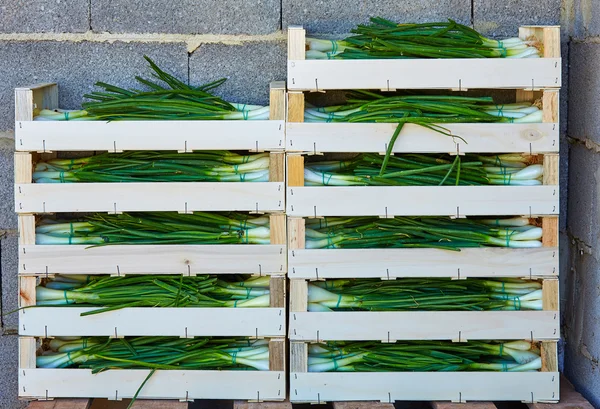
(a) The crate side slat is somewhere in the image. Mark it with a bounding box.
[15,84,58,122]
[290,372,559,402]
[289,247,558,279]
[16,182,284,213]
[269,338,286,372]
[19,244,286,275]
[269,81,287,121]
[19,307,285,337]
[287,58,561,91]
[15,120,285,152]
[286,186,558,217]
[286,122,559,153]
[26,399,93,409]
[20,369,285,400]
[289,311,559,342]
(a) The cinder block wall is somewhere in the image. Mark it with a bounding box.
[0,1,577,408]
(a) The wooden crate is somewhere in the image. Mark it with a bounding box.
[289,277,558,342]
[289,341,559,403]
[287,26,561,91]
[15,82,286,214]
[19,338,286,401]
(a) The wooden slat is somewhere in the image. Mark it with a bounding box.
[19,244,286,275]
[289,311,559,342]
[269,152,286,183]
[287,59,561,91]
[289,247,558,279]
[234,401,292,409]
[290,372,559,403]
[334,402,394,409]
[290,341,308,373]
[16,182,285,213]
[15,84,58,122]
[19,275,36,308]
[15,121,285,152]
[20,307,285,337]
[287,26,306,61]
[290,280,308,313]
[541,341,558,372]
[287,217,305,250]
[543,90,559,123]
[19,369,285,400]
[19,337,36,369]
[542,217,559,247]
[26,399,92,409]
[287,155,305,187]
[287,186,559,217]
[269,81,287,121]
[542,279,559,311]
[543,153,559,185]
[519,26,561,58]
[129,400,187,409]
[269,338,286,372]
[269,214,287,245]
[286,122,559,154]
[269,275,286,309]
[287,92,305,123]
[527,375,594,409]
[431,403,497,409]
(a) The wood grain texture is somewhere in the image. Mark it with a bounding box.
[129,401,187,409]
[543,90,559,123]
[287,26,306,61]
[519,26,561,59]
[542,279,559,311]
[269,275,286,308]
[290,342,308,373]
[269,152,286,182]
[543,153,559,185]
[19,336,36,369]
[269,338,286,372]
[286,155,305,187]
[290,280,308,313]
[269,214,287,245]
[15,84,58,122]
[234,402,291,409]
[527,375,594,409]
[269,81,287,121]
[287,218,306,250]
[431,402,496,409]
[334,402,394,409]
[287,92,305,123]
[26,399,92,409]
[541,341,558,372]
[542,217,559,247]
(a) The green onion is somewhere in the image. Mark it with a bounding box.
[33,151,270,183]
[306,18,541,60]
[308,340,541,372]
[305,91,542,174]
[35,274,271,315]
[34,56,269,121]
[305,153,542,186]
[36,212,272,245]
[38,336,270,371]
[305,216,542,250]
[307,278,542,312]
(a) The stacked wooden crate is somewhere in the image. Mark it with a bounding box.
[286,26,561,403]
[14,82,287,402]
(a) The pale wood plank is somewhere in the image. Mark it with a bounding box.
[290,280,308,313]
[541,341,558,372]
[334,402,394,409]
[15,84,58,122]
[269,214,287,245]
[287,217,305,250]
[269,338,286,372]
[19,276,36,308]
[542,217,559,247]
[287,26,306,61]
[20,369,284,400]
[542,279,559,311]
[269,275,286,309]
[234,401,292,409]
[15,88,34,122]
[269,152,286,182]
[520,26,561,59]
[27,399,92,409]
[269,81,287,121]
[286,155,304,187]
[16,182,285,214]
[527,374,594,409]
[543,90,559,123]
[19,336,36,369]
[543,153,559,185]
[14,152,33,184]
[129,400,187,409]
[290,342,308,373]
[431,403,496,409]
[291,372,558,403]
[287,92,305,123]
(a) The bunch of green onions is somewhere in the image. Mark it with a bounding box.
[38,336,269,371]
[306,216,542,249]
[305,91,542,174]
[308,340,541,372]
[35,56,269,121]
[35,274,271,315]
[305,153,542,186]
[33,151,270,183]
[307,278,542,312]
[306,18,541,60]
[36,212,271,245]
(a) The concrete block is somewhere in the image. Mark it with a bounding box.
[0,41,189,131]
[0,0,88,33]
[91,0,280,34]
[189,42,286,105]
[282,0,471,34]
[568,41,600,145]
[569,0,600,39]
[0,137,17,230]
[566,143,600,250]
[473,0,560,37]
[1,233,19,330]
[0,334,26,409]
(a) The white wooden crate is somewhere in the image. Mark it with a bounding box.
[287,26,561,91]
